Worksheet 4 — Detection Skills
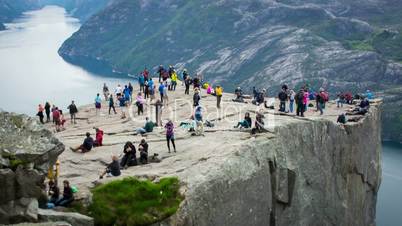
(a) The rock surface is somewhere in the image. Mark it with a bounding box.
[38,209,94,226]
[0,112,65,224]
[52,83,382,226]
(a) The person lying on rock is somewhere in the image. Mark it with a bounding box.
[139,139,149,164]
[55,180,74,207]
[100,155,121,179]
[234,112,252,129]
[70,132,94,153]
[346,98,370,116]
[120,141,137,168]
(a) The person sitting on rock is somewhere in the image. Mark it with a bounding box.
[232,87,246,103]
[252,89,266,106]
[180,116,197,133]
[139,139,149,164]
[70,132,94,153]
[47,180,60,205]
[136,117,156,135]
[235,112,252,129]
[100,155,121,179]
[120,142,137,168]
[252,112,265,134]
[55,180,74,207]
[93,127,104,147]
[337,113,347,124]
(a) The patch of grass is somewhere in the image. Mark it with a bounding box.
[9,158,25,170]
[10,115,23,128]
[346,40,375,51]
[88,177,183,226]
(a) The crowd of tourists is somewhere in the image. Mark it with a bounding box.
[38,64,376,208]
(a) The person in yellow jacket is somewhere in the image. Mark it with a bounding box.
[171,71,178,91]
[47,159,60,184]
[215,85,223,108]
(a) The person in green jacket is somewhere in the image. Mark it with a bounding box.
[136,117,156,135]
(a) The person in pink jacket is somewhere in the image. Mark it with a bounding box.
[136,92,145,115]
[303,89,310,112]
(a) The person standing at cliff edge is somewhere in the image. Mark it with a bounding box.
[295,89,305,117]
[67,100,78,124]
[45,102,51,122]
[215,85,223,109]
[37,104,45,124]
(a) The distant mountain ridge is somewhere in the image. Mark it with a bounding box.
[0,0,111,30]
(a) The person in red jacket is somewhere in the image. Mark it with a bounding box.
[93,127,104,147]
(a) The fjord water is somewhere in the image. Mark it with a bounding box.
[377,142,402,226]
[0,5,401,226]
[0,6,128,116]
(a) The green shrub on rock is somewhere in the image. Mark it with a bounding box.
[89,177,183,226]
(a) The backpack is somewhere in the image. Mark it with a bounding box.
[322,92,329,102]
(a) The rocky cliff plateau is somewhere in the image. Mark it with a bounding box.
[43,82,383,226]
[57,0,402,142]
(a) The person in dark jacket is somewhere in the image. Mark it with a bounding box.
[45,102,51,122]
[295,89,305,117]
[316,91,325,115]
[337,113,347,124]
[108,94,117,114]
[193,88,201,107]
[70,132,94,153]
[55,180,74,207]
[278,88,288,112]
[120,142,137,168]
[184,76,192,95]
[67,100,78,124]
[100,155,121,179]
[48,180,60,204]
[139,139,149,164]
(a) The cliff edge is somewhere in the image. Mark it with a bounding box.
[52,83,382,226]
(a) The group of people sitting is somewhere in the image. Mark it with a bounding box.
[46,180,75,209]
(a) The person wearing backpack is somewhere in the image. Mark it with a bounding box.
[316,91,325,115]
[295,89,305,117]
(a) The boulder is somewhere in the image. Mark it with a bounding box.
[38,209,94,226]
[0,112,65,224]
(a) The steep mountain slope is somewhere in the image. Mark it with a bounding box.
[59,0,402,141]
[0,0,39,30]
